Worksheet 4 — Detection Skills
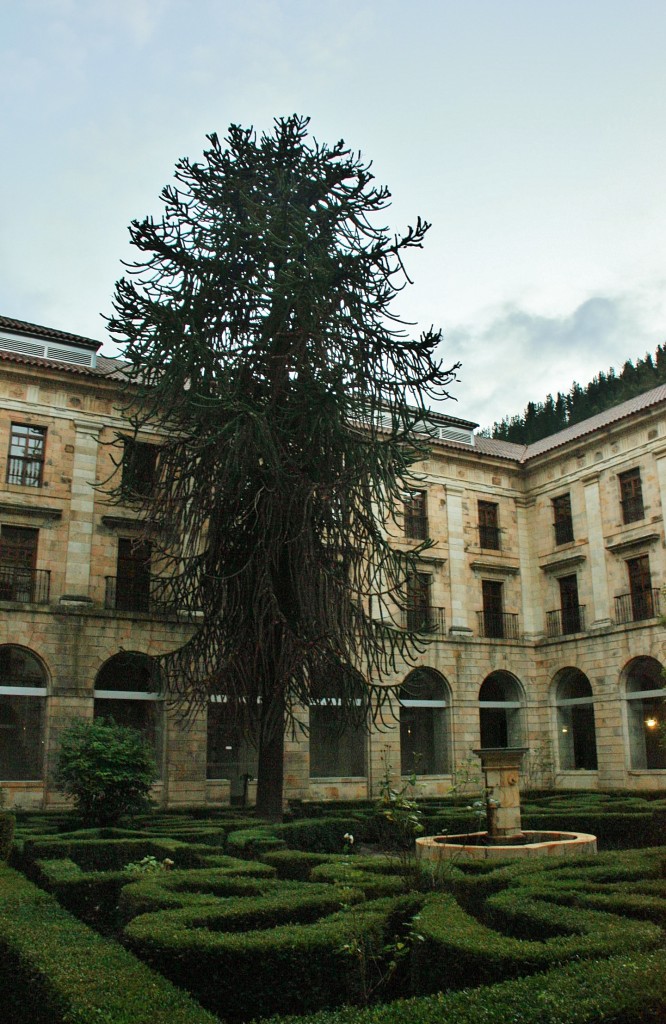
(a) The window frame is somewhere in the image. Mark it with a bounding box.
[403,489,428,540]
[619,468,644,524]
[478,500,500,550]
[552,493,574,546]
[6,423,47,488]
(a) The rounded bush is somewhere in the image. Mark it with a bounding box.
[55,717,157,826]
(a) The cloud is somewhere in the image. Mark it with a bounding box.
[437,291,666,429]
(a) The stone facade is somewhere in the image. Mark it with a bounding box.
[0,316,664,810]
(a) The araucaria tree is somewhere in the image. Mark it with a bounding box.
[109,115,458,819]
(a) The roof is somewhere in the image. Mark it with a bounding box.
[0,314,128,380]
[470,384,666,464]
[0,315,101,351]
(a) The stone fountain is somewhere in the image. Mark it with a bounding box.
[416,747,597,862]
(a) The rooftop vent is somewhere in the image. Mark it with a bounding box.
[0,332,96,368]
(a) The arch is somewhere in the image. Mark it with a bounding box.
[552,667,598,771]
[400,668,451,775]
[309,668,367,779]
[93,652,163,772]
[0,644,47,781]
[623,656,666,769]
[478,671,524,748]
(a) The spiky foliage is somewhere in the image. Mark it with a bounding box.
[108,115,458,818]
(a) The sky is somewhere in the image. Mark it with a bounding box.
[2,0,665,429]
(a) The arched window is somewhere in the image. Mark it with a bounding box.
[624,657,666,769]
[0,645,47,780]
[553,668,598,770]
[309,670,367,779]
[94,653,163,772]
[400,668,451,775]
[207,697,258,800]
[479,672,524,748]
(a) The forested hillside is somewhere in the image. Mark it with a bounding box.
[488,343,666,444]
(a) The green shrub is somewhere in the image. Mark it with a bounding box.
[266,950,666,1024]
[0,811,15,861]
[124,894,400,1020]
[55,717,157,826]
[0,865,221,1023]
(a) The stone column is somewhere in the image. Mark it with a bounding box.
[474,747,528,839]
[582,473,612,628]
[515,496,542,639]
[64,420,100,598]
[445,484,471,636]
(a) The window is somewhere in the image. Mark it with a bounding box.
[478,672,523,748]
[403,490,428,540]
[400,669,451,775]
[112,538,152,613]
[121,439,158,498]
[7,424,46,487]
[309,671,367,778]
[558,575,582,634]
[406,572,432,631]
[94,653,163,772]
[554,669,597,770]
[0,526,49,603]
[207,698,258,801]
[619,468,644,524]
[478,501,500,549]
[481,579,504,638]
[625,657,666,770]
[552,493,574,546]
[0,645,46,781]
[627,555,655,621]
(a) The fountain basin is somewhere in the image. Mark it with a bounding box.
[416,830,597,861]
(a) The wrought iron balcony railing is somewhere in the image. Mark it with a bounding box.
[405,606,446,635]
[404,514,428,540]
[105,575,183,616]
[0,565,50,604]
[614,589,660,624]
[478,524,501,550]
[546,605,586,637]
[553,518,574,546]
[620,496,644,524]
[476,610,519,639]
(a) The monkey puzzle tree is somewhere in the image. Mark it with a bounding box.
[108,115,458,819]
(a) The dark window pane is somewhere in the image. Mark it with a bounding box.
[619,469,644,524]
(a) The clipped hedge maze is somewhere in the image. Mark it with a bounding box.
[3,809,666,1024]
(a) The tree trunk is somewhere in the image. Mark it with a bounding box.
[255,724,285,821]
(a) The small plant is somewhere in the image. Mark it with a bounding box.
[373,750,424,883]
[55,717,157,826]
[126,855,174,874]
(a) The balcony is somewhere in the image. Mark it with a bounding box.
[404,514,428,541]
[0,565,50,604]
[405,606,446,635]
[620,496,644,525]
[546,605,586,637]
[105,575,181,616]
[614,589,661,624]
[476,610,519,639]
[478,524,501,550]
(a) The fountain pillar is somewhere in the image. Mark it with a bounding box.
[473,747,528,841]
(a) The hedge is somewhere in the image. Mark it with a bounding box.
[124,894,412,1020]
[0,813,14,861]
[119,867,278,920]
[410,889,662,993]
[0,865,221,1023]
[266,950,666,1024]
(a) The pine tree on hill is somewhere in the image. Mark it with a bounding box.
[489,342,666,443]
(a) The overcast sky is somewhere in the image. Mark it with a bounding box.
[2,0,665,429]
